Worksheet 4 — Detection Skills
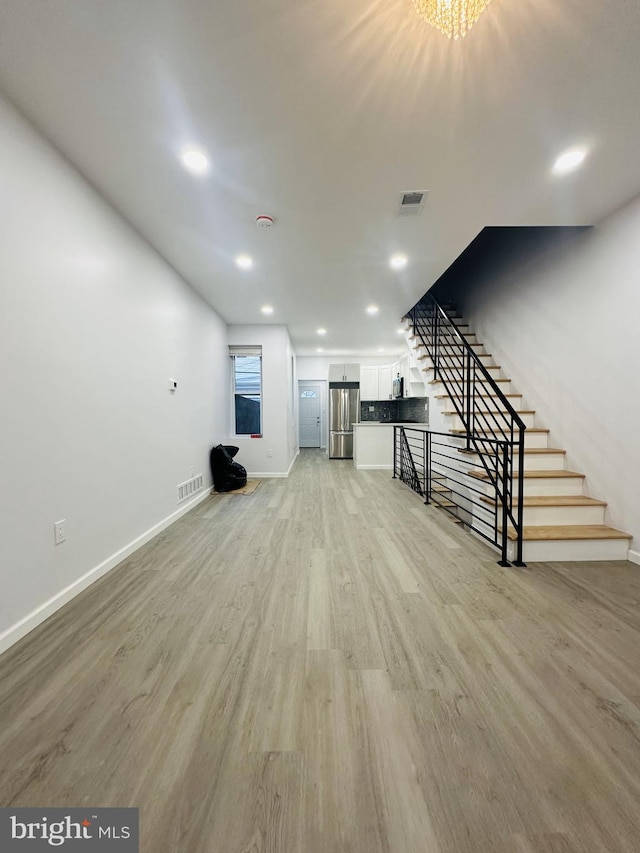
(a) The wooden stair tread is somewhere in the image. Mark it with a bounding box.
[435,393,522,400]
[443,409,535,416]
[424,362,502,370]
[504,525,631,542]
[450,427,549,435]
[417,352,493,361]
[480,495,607,508]
[470,469,585,480]
[458,447,566,455]
[430,377,510,385]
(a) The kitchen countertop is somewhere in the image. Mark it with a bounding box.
[354,422,429,428]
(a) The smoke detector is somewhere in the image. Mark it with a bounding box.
[256,215,274,229]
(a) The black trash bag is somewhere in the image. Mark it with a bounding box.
[210,444,247,492]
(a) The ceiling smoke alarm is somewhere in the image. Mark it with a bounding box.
[256,215,274,228]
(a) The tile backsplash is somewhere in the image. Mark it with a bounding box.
[360,397,428,423]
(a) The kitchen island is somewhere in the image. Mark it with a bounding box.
[353,422,429,470]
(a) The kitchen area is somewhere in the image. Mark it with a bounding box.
[324,355,429,470]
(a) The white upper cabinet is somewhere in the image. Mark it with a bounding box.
[329,363,360,382]
[378,365,392,400]
[344,363,360,382]
[360,366,379,400]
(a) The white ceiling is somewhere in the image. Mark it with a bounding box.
[1,0,639,355]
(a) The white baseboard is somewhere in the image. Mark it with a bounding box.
[628,549,640,566]
[355,464,394,470]
[248,450,300,480]
[287,450,300,476]
[0,488,212,658]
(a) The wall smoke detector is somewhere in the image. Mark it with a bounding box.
[256,215,274,228]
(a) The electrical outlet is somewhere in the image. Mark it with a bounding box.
[54,519,66,545]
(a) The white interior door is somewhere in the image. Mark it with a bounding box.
[299,382,321,447]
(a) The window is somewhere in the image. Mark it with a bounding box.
[300,389,317,398]
[230,346,262,435]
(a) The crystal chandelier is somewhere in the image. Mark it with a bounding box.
[413,0,492,39]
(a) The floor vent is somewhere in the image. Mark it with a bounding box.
[177,473,204,504]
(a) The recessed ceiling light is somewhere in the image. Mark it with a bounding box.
[397,327,405,334]
[317,328,327,336]
[235,254,253,270]
[261,305,274,315]
[389,253,408,270]
[366,305,379,315]
[317,347,324,353]
[180,146,210,175]
[552,146,588,176]
[378,348,385,353]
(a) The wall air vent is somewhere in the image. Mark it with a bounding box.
[177,473,204,504]
[398,191,429,216]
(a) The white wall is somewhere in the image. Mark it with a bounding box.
[226,325,298,476]
[456,198,640,559]
[0,94,229,652]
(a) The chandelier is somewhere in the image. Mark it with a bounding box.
[413,0,492,39]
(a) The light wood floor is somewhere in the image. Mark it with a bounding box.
[2,449,640,852]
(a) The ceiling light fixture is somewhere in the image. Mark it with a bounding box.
[397,327,405,334]
[317,328,327,336]
[413,0,492,39]
[180,146,210,175]
[261,305,274,315]
[366,305,379,315]
[389,253,408,270]
[235,254,253,270]
[378,348,385,353]
[317,348,324,353]
[552,147,588,176]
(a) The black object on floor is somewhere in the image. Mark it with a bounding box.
[210,445,248,492]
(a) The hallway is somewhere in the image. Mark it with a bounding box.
[1,450,640,852]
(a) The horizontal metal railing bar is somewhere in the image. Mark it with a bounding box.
[431,445,503,463]
[397,426,512,449]
[429,479,497,504]
[433,473,498,497]
[433,452,502,470]
[431,450,485,468]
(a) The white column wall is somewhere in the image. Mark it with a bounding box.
[0,95,229,651]
[226,325,298,477]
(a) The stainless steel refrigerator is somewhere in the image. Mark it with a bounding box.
[329,387,360,458]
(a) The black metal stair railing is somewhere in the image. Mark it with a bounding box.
[404,293,527,566]
[395,426,425,497]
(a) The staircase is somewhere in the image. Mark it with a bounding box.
[403,298,631,563]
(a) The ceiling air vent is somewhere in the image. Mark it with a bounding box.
[398,191,428,216]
